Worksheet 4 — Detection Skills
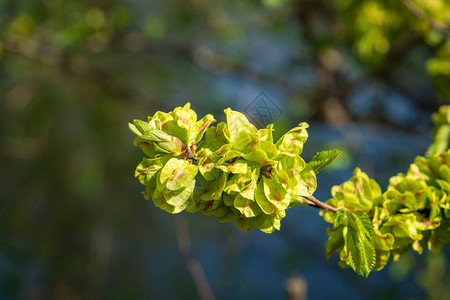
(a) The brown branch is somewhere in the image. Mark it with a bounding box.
[302,195,340,213]
[400,0,450,36]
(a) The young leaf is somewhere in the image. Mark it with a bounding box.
[275,122,309,155]
[135,155,170,185]
[255,181,275,214]
[290,165,317,197]
[344,212,376,277]
[325,226,345,259]
[216,161,248,174]
[224,170,253,194]
[139,130,184,155]
[160,158,198,190]
[232,131,260,153]
[203,123,230,151]
[224,108,257,142]
[258,124,274,143]
[164,180,196,209]
[308,149,342,174]
[200,172,227,201]
[172,103,197,137]
[263,177,290,211]
[129,119,154,136]
[197,148,221,180]
[192,114,215,143]
[239,169,259,200]
[234,194,263,218]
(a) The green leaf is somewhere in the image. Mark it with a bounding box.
[325,226,345,259]
[258,210,285,233]
[216,160,248,174]
[164,179,196,209]
[138,129,184,155]
[344,212,376,277]
[234,194,262,218]
[373,230,394,251]
[135,155,170,185]
[329,168,381,212]
[429,219,450,253]
[216,149,243,165]
[133,138,158,157]
[383,213,424,240]
[201,199,222,214]
[141,129,173,142]
[201,172,227,201]
[160,158,198,190]
[224,108,257,142]
[290,164,317,197]
[232,131,259,153]
[255,180,275,214]
[160,119,190,146]
[224,169,253,194]
[196,148,221,180]
[192,114,215,143]
[334,210,346,227]
[258,124,274,142]
[222,193,235,207]
[151,173,188,214]
[275,122,309,155]
[219,210,239,223]
[172,103,197,145]
[263,176,290,210]
[202,202,233,218]
[203,123,230,151]
[244,150,276,166]
[129,119,155,136]
[239,169,259,200]
[308,149,342,174]
[136,119,155,133]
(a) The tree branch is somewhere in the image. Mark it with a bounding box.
[302,195,340,213]
[400,0,450,36]
[176,218,216,300]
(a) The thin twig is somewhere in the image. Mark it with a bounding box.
[400,0,450,36]
[301,195,340,213]
[176,218,216,300]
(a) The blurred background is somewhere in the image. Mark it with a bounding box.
[0,0,449,299]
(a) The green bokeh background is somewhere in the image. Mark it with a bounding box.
[0,0,449,299]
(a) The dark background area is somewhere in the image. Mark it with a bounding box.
[0,0,449,299]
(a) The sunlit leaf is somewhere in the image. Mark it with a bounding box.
[201,172,226,200]
[192,114,215,143]
[276,122,309,155]
[255,180,275,214]
[135,155,170,185]
[203,123,230,151]
[224,108,257,142]
[263,176,290,210]
[164,179,196,209]
[344,212,376,277]
[160,157,198,190]
[234,194,262,218]
[308,149,342,174]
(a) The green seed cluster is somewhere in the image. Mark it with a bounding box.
[192,108,317,233]
[130,103,337,233]
[323,150,450,271]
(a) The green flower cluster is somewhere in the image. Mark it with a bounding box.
[130,103,339,233]
[323,150,450,276]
